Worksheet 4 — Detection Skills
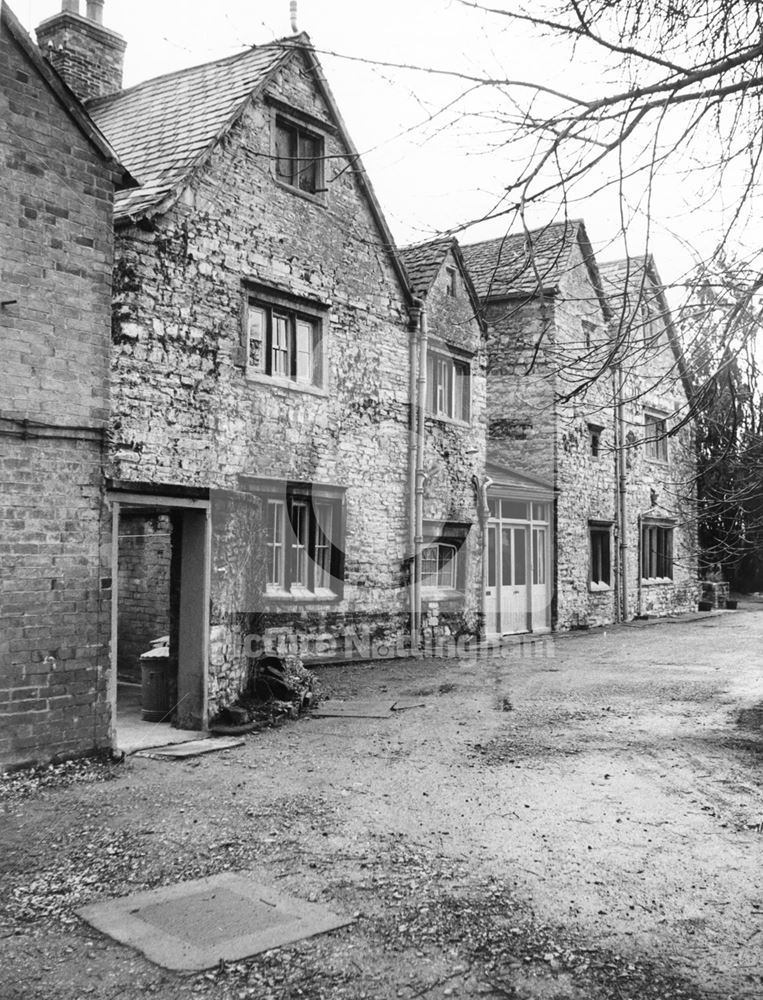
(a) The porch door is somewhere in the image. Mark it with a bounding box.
[484,524,499,634]
[531,525,549,631]
[500,525,528,634]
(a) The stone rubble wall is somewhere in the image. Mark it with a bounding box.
[108,52,486,708]
[484,239,699,631]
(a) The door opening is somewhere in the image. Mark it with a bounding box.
[110,495,210,753]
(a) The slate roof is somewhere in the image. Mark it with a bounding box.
[598,256,659,307]
[399,239,453,300]
[88,39,301,219]
[461,219,594,300]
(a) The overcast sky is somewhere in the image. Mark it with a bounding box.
[18,0,758,292]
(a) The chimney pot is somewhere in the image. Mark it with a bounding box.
[86,0,104,23]
[62,0,80,13]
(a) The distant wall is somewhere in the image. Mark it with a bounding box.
[117,514,172,682]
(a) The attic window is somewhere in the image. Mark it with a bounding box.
[446,266,458,298]
[588,423,603,458]
[275,117,323,195]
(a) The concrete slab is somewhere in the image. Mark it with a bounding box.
[134,737,244,759]
[311,700,395,719]
[76,871,353,971]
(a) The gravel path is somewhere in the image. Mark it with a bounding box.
[2,610,762,1000]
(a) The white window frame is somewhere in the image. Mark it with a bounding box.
[260,486,344,600]
[642,522,674,582]
[426,347,471,423]
[644,411,669,462]
[245,289,327,394]
[589,522,612,591]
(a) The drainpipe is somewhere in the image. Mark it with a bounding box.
[407,302,422,646]
[413,306,429,648]
[616,364,629,621]
[637,513,644,617]
[474,476,493,637]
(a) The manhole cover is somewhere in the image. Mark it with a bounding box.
[77,872,353,970]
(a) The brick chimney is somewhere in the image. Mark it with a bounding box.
[36,0,126,103]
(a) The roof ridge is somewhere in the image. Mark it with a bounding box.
[461,218,584,251]
[87,33,309,109]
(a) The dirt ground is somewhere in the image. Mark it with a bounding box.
[2,608,762,1000]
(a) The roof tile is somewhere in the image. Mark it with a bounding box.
[89,41,296,219]
[461,220,586,299]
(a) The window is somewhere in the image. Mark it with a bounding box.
[421,543,457,589]
[644,412,668,461]
[588,423,603,458]
[275,117,323,195]
[426,349,470,422]
[582,319,596,350]
[246,298,323,388]
[419,521,470,594]
[532,527,546,585]
[642,523,673,580]
[445,266,458,298]
[264,490,343,596]
[590,523,612,588]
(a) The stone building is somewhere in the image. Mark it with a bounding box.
[23,2,487,742]
[599,255,699,620]
[399,238,488,644]
[462,220,698,633]
[0,1,130,768]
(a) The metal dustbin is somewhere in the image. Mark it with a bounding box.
[140,646,171,722]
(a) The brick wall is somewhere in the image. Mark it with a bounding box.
[117,514,171,682]
[35,11,125,102]
[0,24,115,768]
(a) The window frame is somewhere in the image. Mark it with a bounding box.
[641,521,674,582]
[273,114,325,198]
[243,286,328,395]
[588,422,603,458]
[581,318,596,351]
[644,411,669,462]
[445,265,458,298]
[589,521,612,591]
[253,480,345,601]
[425,344,472,424]
[419,521,471,599]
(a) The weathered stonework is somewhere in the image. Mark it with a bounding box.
[100,48,490,714]
[0,10,119,768]
[474,230,698,631]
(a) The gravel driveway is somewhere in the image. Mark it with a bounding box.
[2,609,762,1000]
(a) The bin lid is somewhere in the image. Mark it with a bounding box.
[140,647,171,661]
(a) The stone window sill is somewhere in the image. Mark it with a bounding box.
[273,177,328,208]
[245,370,328,398]
[421,587,464,604]
[641,577,674,586]
[264,588,340,604]
[425,414,471,430]
[589,581,612,592]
